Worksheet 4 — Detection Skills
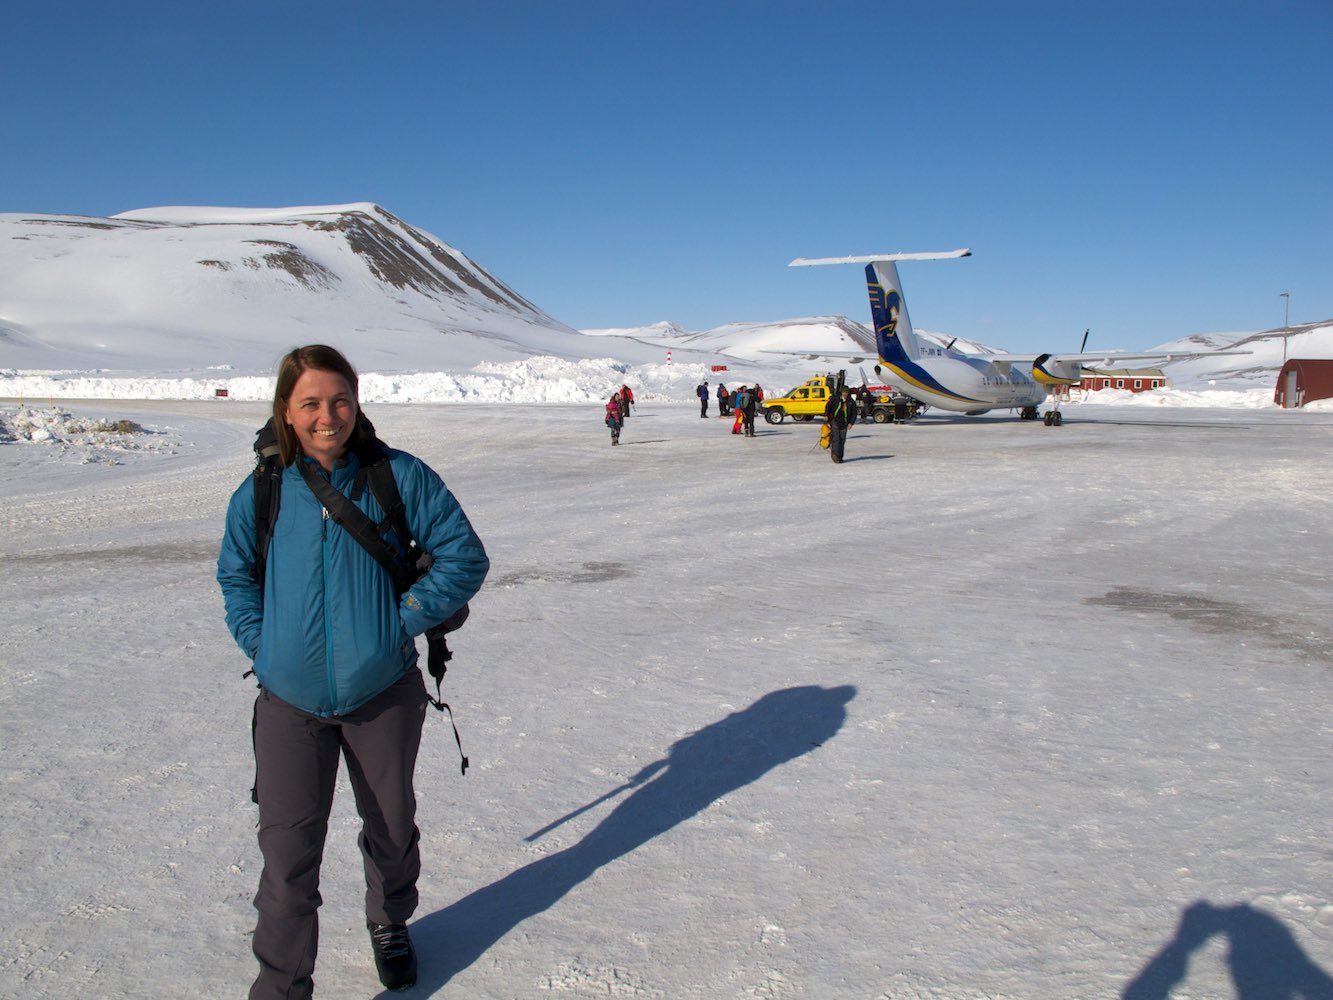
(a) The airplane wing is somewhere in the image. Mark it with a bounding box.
[760,349,875,361]
[790,250,972,266]
[762,348,1251,365]
[987,350,1252,365]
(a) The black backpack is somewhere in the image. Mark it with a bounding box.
[251,415,470,773]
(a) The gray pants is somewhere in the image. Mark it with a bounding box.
[249,671,428,1000]
[828,424,848,463]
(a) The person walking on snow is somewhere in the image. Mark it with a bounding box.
[697,380,710,418]
[716,383,729,416]
[606,392,624,445]
[217,345,489,999]
[732,385,748,435]
[619,384,634,419]
[738,385,758,437]
[824,384,858,464]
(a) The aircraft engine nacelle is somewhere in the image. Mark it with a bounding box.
[1031,354,1082,386]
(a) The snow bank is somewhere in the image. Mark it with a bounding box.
[0,404,183,463]
[0,362,1308,410]
[0,358,703,404]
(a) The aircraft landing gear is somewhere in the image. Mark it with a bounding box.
[1042,409,1064,426]
[1021,406,1039,420]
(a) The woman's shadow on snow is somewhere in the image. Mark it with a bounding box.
[1122,900,1333,1000]
[394,684,856,996]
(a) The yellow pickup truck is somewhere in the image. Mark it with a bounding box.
[760,377,834,423]
[762,376,921,424]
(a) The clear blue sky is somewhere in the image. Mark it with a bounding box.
[3,0,1329,352]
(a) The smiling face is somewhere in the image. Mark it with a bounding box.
[283,368,358,471]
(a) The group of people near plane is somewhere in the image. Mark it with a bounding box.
[718,383,763,437]
[606,378,859,462]
[695,380,765,425]
[712,381,764,418]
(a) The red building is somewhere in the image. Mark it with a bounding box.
[1077,367,1167,393]
[1274,359,1333,408]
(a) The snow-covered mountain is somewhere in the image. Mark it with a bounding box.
[0,203,607,374]
[1,204,1329,403]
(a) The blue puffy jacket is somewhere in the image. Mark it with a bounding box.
[217,448,489,717]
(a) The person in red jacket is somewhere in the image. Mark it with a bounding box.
[605,393,624,445]
[619,384,635,418]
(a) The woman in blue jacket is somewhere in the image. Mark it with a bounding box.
[217,345,488,999]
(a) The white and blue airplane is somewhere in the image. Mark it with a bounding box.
[780,250,1244,425]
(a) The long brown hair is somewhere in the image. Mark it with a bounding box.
[272,345,369,466]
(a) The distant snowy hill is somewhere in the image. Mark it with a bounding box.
[0,204,1329,403]
[1148,321,1333,388]
[587,315,877,361]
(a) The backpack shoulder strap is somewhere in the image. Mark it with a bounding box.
[360,447,427,582]
[252,420,283,598]
[297,458,419,594]
[363,453,414,548]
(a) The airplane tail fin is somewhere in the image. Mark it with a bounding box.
[865,260,919,364]
[790,250,970,367]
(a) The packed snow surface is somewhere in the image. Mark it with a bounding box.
[2,204,1332,997]
[1,398,1330,1000]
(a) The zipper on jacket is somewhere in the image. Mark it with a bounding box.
[320,503,339,714]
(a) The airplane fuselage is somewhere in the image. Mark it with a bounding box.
[877,345,1045,414]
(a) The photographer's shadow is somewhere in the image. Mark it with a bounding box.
[1123,900,1333,999]
[397,684,856,995]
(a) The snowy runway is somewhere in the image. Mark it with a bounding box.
[1,400,1330,999]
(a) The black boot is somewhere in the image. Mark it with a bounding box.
[368,922,417,991]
